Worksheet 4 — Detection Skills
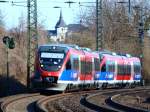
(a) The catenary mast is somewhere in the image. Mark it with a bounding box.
[96,0,103,50]
[27,0,38,88]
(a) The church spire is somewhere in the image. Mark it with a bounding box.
[55,9,66,29]
[60,9,62,19]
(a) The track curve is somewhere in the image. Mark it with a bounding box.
[81,87,150,112]
[0,93,44,112]
[108,89,150,112]
[0,87,149,112]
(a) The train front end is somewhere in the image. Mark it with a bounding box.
[31,45,68,91]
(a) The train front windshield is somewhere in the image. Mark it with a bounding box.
[40,52,66,71]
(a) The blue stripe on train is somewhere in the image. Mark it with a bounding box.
[59,70,78,81]
[134,74,141,80]
[95,71,114,80]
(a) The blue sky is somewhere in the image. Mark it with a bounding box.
[0,0,95,30]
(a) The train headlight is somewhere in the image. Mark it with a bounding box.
[41,64,44,67]
[95,74,99,78]
[72,73,78,79]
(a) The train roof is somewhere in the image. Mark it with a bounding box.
[99,49,112,55]
[38,43,80,50]
[102,53,140,62]
[98,50,136,58]
[38,44,98,53]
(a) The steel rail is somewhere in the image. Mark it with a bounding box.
[81,87,150,112]
[35,89,103,112]
[35,93,72,112]
[107,90,150,112]
[0,93,40,112]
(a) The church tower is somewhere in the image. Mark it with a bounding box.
[55,10,68,41]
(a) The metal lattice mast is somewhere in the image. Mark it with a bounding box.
[96,0,103,50]
[27,0,38,88]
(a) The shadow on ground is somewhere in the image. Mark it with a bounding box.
[0,75,27,98]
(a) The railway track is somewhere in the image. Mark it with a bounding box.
[82,87,150,112]
[35,90,95,112]
[0,93,44,112]
[0,87,149,112]
[35,88,133,112]
[107,89,150,112]
[35,93,72,112]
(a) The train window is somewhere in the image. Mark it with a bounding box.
[73,58,79,70]
[134,64,141,73]
[117,65,124,75]
[126,65,131,75]
[99,54,103,62]
[106,61,115,72]
[81,61,86,74]
[39,52,65,71]
[107,63,115,72]
[66,59,71,70]
[117,64,131,75]
[85,61,92,74]
[101,64,106,72]
[94,58,100,71]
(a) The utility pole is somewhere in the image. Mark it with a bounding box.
[27,0,38,89]
[116,0,131,23]
[139,8,144,43]
[3,36,15,95]
[138,6,144,68]
[96,0,103,51]
[128,0,131,23]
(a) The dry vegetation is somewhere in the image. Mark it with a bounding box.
[0,16,48,96]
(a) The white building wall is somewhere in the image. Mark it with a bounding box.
[57,27,68,41]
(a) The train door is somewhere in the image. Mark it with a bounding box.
[117,60,124,81]
[90,57,95,86]
[60,53,78,81]
[79,55,86,84]
[65,54,81,82]
[123,59,132,81]
[94,58,100,80]
[133,62,141,82]
[106,60,115,84]
[130,61,134,81]
[127,62,132,81]
[72,55,80,82]
[66,58,72,70]
[100,62,106,83]
[114,60,118,83]
[82,55,93,88]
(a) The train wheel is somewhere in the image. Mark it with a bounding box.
[66,84,74,92]
[141,80,145,86]
[101,83,107,89]
[97,83,102,89]
[130,83,136,88]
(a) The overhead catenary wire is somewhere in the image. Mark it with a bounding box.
[10,0,95,4]
[6,0,96,9]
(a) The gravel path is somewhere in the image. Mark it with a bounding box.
[47,93,95,112]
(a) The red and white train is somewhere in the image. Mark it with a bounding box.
[31,44,142,91]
